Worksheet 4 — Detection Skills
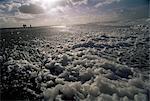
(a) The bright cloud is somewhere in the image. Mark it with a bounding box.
[95,0,121,8]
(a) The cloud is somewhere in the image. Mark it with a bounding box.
[70,0,88,5]
[14,13,34,20]
[117,5,149,19]
[0,4,6,9]
[95,0,120,8]
[19,4,44,14]
[0,2,21,13]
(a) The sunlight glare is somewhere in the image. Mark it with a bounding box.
[37,0,61,9]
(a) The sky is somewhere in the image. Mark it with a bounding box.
[0,0,149,28]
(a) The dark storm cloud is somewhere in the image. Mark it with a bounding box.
[19,4,44,14]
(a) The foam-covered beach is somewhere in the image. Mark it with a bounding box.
[0,21,150,101]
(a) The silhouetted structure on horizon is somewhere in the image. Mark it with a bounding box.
[23,24,27,28]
